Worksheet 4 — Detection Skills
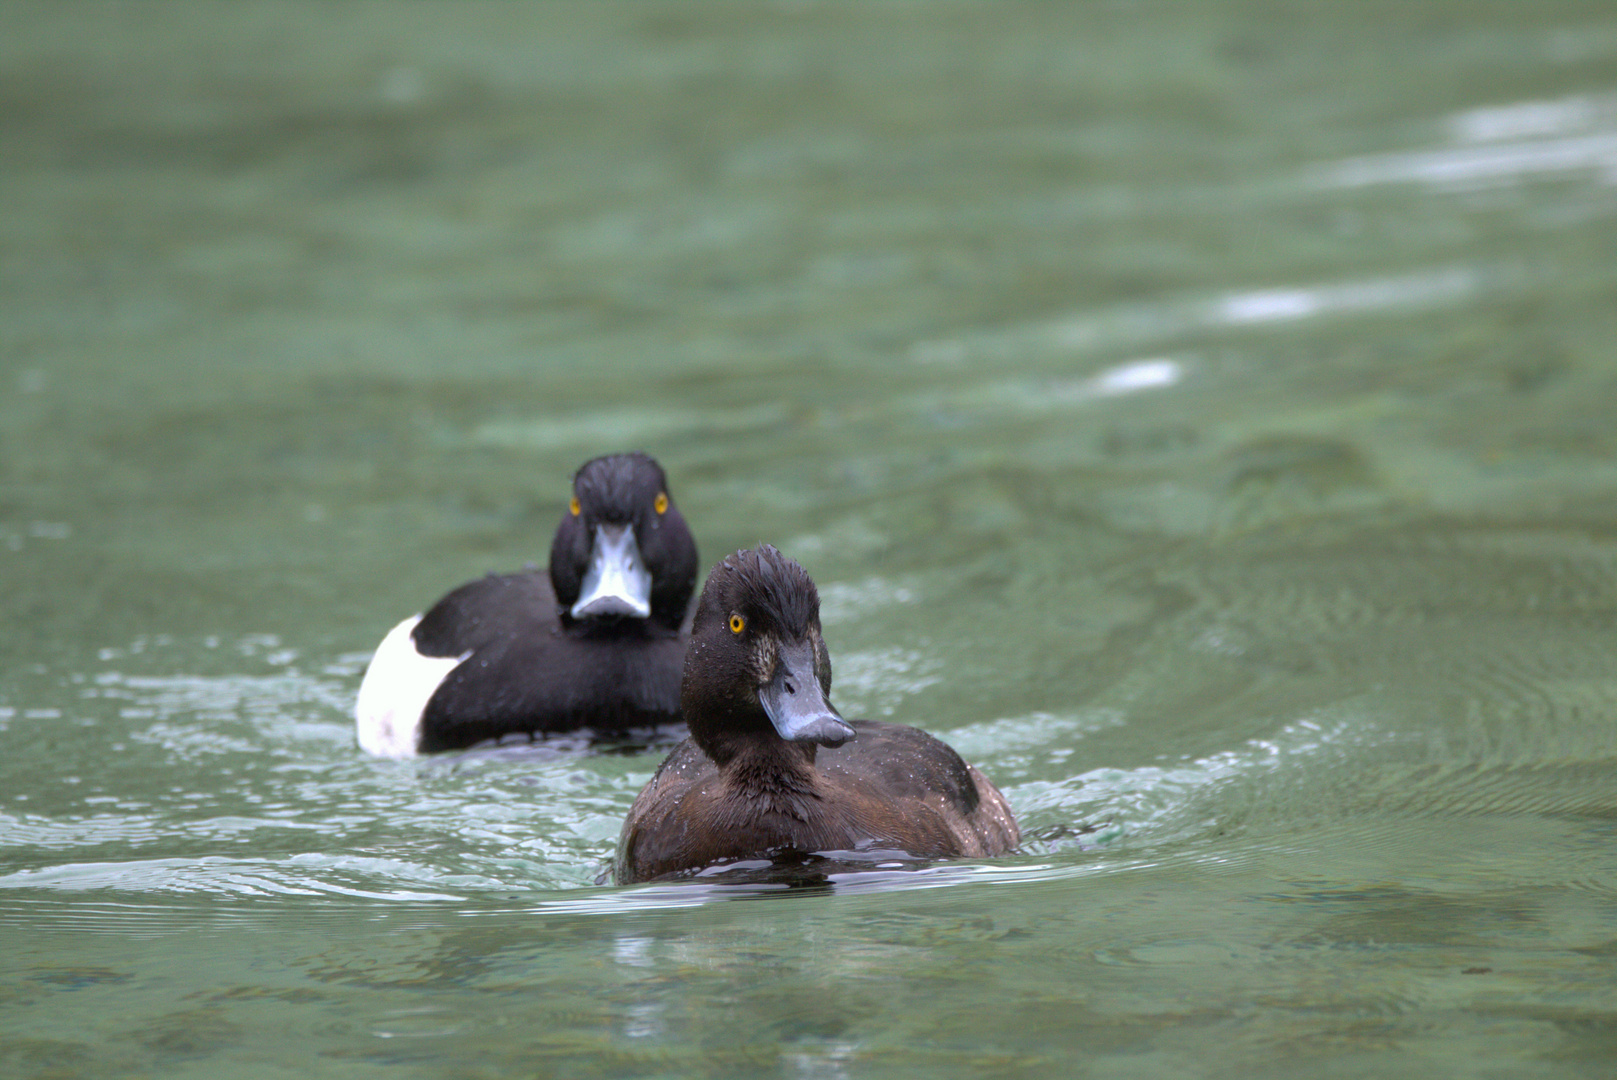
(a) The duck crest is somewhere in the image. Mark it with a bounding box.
[717,545,819,636]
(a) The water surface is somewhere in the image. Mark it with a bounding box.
[3,3,1617,1077]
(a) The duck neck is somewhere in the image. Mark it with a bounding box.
[697,723,819,798]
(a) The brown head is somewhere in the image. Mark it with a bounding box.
[680,546,855,766]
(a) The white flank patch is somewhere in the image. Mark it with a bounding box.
[354,615,469,758]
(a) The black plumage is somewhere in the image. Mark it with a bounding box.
[355,452,699,755]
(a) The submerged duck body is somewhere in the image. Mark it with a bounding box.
[355,453,699,757]
[615,546,1018,884]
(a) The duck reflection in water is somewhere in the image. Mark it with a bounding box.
[615,545,1018,884]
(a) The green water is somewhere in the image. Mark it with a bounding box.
[4,2,1617,1076]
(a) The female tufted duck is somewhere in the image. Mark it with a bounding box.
[615,545,1018,883]
[355,453,699,757]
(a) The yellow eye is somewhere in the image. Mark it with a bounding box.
[569,496,581,516]
[729,614,745,634]
[654,492,669,515]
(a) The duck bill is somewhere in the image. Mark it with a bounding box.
[571,523,653,619]
[758,641,855,747]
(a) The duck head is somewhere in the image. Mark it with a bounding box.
[682,546,856,765]
[550,453,698,632]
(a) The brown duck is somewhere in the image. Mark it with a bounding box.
[616,545,1018,883]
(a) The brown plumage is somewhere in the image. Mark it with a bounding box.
[615,546,1018,884]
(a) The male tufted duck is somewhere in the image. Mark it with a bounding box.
[615,545,1018,883]
[355,453,699,757]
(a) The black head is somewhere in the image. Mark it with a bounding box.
[549,453,699,631]
[681,546,855,765]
